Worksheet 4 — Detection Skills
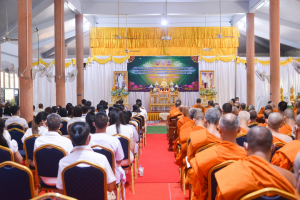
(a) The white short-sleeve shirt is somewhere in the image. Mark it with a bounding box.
[22,126,48,143]
[56,145,116,190]
[61,117,71,122]
[5,116,28,129]
[89,133,125,184]
[106,124,133,139]
[67,117,85,129]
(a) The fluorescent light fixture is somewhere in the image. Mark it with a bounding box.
[256,1,266,10]
[64,1,76,12]
[161,20,167,26]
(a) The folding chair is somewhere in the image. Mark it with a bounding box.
[0,145,14,163]
[8,128,25,158]
[60,120,68,135]
[30,193,77,200]
[240,188,297,200]
[236,133,247,147]
[34,144,67,195]
[7,123,25,131]
[24,134,41,170]
[62,161,108,200]
[0,161,35,199]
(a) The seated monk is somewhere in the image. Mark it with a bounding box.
[257,104,273,119]
[271,115,300,170]
[232,106,239,116]
[192,98,205,112]
[248,110,260,128]
[190,114,247,200]
[213,103,220,110]
[238,111,250,133]
[258,109,273,127]
[266,113,293,144]
[169,100,183,118]
[279,108,295,135]
[278,101,288,117]
[186,108,221,186]
[170,100,181,111]
[239,103,246,112]
[215,126,295,200]
[179,108,198,132]
[204,100,214,114]
[293,152,300,197]
[222,103,232,115]
[294,102,300,116]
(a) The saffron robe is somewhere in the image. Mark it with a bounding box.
[279,124,293,135]
[271,140,300,170]
[192,104,205,112]
[204,106,212,114]
[174,118,192,154]
[190,141,246,200]
[273,135,288,144]
[215,155,295,200]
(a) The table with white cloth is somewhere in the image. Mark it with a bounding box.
[159,113,170,121]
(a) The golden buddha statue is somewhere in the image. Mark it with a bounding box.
[290,86,295,102]
[161,79,168,88]
[280,87,284,102]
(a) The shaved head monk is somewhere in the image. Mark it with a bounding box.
[258,109,273,127]
[248,105,255,111]
[170,100,181,111]
[272,115,300,170]
[294,152,300,196]
[232,106,239,116]
[169,100,183,118]
[175,109,205,168]
[239,103,246,111]
[174,106,191,154]
[267,113,293,144]
[204,100,214,113]
[222,103,232,115]
[294,102,300,116]
[192,98,204,112]
[258,104,273,119]
[278,108,295,135]
[190,113,246,200]
[238,111,250,133]
[248,110,260,128]
[215,126,295,200]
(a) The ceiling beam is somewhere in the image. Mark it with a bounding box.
[81,2,248,15]
[32,14,75,32]
[239,30,269,51]
[42,36,76,58]
[255,12,300,31]
[0,0,54,37]
[231,14,246,26]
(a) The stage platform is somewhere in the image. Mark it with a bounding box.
[147,112,170,121]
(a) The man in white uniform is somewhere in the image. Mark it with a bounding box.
[5,106,28,131]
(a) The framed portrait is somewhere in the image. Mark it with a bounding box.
[200,71,215,89]
[113,71,128,89]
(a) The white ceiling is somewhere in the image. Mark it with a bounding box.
[0,0,300,60]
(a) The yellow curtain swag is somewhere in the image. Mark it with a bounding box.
[198,55,236,62]
[236,57,300,66]
[85,55,130,65]
[32,58,75,68]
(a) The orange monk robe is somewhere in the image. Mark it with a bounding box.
[258,123,267,127]
[180,120,195,132]
[257,108,278,119]
[295,109,298,116]
[239,127,248,135]
[271,140,300,170]
[190,141,247,199]
[174,117,192,154]
[192,104,205,112]
[215,155,295,200]
[170,106,176,111]
[204,106,213,114]
[175,126,206,167]
[279,124,293,135]
[273,135,288,144]
[169,109,182,118]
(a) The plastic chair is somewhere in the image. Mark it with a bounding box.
[0,161,35,199]
[60,120,68,135]
[7,123,25,131]
[28,121,32,128]
[240,188,297,200]
[208,160,236,200]
[34,144,66,195]
[24,134,40,170]
[62,161,108,200]
[114,134,135,194]
[92,145,123,200]
[30,192,77,200]
[236,135,247,147]
[8,128,25,158]
[0,145,14,163]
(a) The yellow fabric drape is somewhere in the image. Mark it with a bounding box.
[199,55,236,62]
[147,113,160,121]
[236,57,300,66]
[32,58,75,68]
[90,27,240,56]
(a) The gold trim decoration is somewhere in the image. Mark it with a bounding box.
[0,145,14,161]
[240,188,297,200]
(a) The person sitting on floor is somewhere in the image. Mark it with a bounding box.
[215,126,295,200]
[22,112,48,143]
[279,108,295,135]
[56,122,116,193]
[5,106,28,131]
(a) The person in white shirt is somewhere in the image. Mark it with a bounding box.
[5,106,28,131]
[57,122,116,192]
[34,103,44,116]
[0,118,23,164]
[59,108,71,122]
[136,99,148,121]
[123,111,139,154]
[81,105,89,120]
[67,106,85,129]
[106,108,134,159]
[22,112,48,143]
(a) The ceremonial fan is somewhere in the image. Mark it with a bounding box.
[213,0,235,39]
[255,70,270,83]
[0,1,18,44]
[291,60,300,74]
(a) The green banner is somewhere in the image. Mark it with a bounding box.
[128,56,199,92]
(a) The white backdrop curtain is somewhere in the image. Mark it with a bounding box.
[236,62,247,105]
[33,59,77,108]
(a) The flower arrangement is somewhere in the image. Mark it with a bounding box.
[111,87,130,96]
[200,88,217,96]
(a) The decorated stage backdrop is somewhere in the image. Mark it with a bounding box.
[127,56,199,92]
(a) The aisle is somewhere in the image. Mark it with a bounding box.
[126,129,189,200]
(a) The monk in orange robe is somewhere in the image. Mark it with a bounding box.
[293,151,300,198]
[192,98,205,112]
[271,115,300,170]
[204,100,214,113]
[190,114,247,200]
[257,104,277,119]
[294,102,300,116]
[215,126,295,200]
[176,107,191,136]
[258,109,273,127]
[238,111,250,134]
[222,103,232,115]
[266,112,292,144]
[248,110,260,128]
[279,108,295,135]
[175,111,205,167]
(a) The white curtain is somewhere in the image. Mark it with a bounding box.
[280,62,300,99]
[33,59,77,108]
[255,62,270,112]
[198,59,236,106]
[236,62,247,105]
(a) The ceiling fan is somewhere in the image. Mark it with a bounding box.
[113,0,136,40]
[118,15,140,53]
[0,0,18,43]
[201,14,213,52]
[213,0,235,39]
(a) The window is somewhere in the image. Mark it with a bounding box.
[10,73,14,88]
[15,74,19,89]
[1,71,19,104]
[5,73,9,88]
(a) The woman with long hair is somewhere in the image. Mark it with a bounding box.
[106,108,135,157]
[86,109,96,134]
[123,111,139,154]
[0,118,23,164]
[22,112,48,143]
